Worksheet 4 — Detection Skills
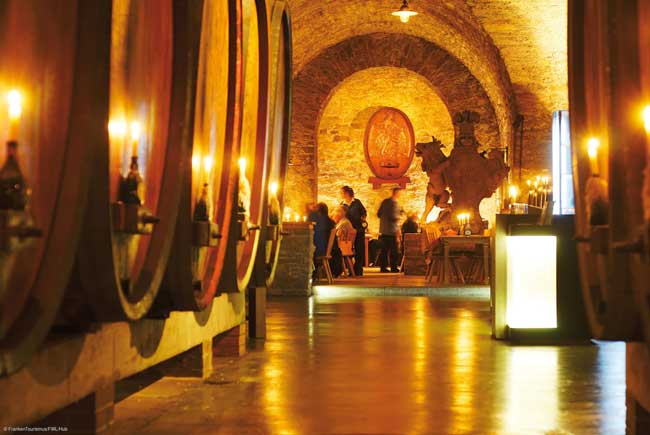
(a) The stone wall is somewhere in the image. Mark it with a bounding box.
[285,33,500,214]
[317,67,454,234]
[269,222,314,296]
[284,0,569,195]
[467,0,568,179]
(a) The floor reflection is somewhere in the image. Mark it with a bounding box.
[114,295,626,435]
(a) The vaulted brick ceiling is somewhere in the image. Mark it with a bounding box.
[286,0,517,147]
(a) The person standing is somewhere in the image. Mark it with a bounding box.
[377,187,403,273]
[340,186,367,276]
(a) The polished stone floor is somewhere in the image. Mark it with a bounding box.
[114,296,626,435]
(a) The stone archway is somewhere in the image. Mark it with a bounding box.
[286,32,514,211]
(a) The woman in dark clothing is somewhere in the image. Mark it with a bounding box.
[308,203,342,278]
[340,186,367,276]
[308,202,332,257]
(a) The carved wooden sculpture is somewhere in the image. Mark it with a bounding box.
[417,111,509,232]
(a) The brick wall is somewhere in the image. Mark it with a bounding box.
[286,33,500,214]
[269,222,314,296]
[284,0,569,195]
[317,67,454,233]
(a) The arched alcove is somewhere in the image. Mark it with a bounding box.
[316,67,453,232]
[286,32,510,213]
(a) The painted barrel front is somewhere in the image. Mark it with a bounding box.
[569,0,645,340]
[76,0,195,321]
[254,0,292,288]
[220,0,272,293]
[161,0,243,310]
[0,0,106,374]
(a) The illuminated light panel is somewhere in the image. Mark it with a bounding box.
[506,235,557,328]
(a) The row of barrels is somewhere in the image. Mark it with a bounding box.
[569,0,649,342]
[0,0,292,375]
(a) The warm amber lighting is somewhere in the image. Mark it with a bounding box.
[392,0,418,23]
[130,121,142,155]
[7,89,22,140]
[202,155,213,173]
[587,137,600,174]
[238,157,247,175]
[130,121,141,141]
[269,181,279,197]
[7,90,22,121]
[643,105,650,133]
[587,137,599,159]
[191,154,200,171]
[508,185,518,201]
[108,118,127,139]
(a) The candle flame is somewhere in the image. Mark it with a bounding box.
[587,137,600,159]
[130,121,142,141]
[508,185,518,200]
[238,157,247,174]
[203,155,213,173]
[643,105,650,133]
[269,181,278,196]
[7,90,22,120]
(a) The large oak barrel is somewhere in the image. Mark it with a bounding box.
[220,0,272,293]
[569,0,645,340]
[160,0,242,311]
[75,0,198,321]
[0,0,106,375]
[253,0,293,288]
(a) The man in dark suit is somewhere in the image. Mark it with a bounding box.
[340,186,367,276]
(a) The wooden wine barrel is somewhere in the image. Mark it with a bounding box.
[253,0,293,288]
[160,0,243,311]
[635,0,650,348]
[569,0,645,340]
[220,0,272,293]
[75,0,199,321]
[0,0,106,375]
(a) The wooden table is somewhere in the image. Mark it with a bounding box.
[440,235,490,284]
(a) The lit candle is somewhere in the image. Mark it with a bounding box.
[108,118,127,144]
[643,105,650,134]
[7,90,22,141]
[202,155,213,176]
[587,137,600,175]
[269,181,278,198]
[284,212,291,221]
[302,215,307,222]
[294,212,300,222]
[508,185,518,203]
[130,121,141,156]
[238,157,247,177]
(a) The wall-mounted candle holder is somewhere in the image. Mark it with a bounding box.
[0,90,42,252]
[192,183,221,247]
[109,125,160,234]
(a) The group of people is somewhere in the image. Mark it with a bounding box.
[308,186,420,279]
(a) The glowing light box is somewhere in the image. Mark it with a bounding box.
[506,235,557,329]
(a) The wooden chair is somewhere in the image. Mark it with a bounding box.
[315,229,337,284]
[338,228,357,277]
